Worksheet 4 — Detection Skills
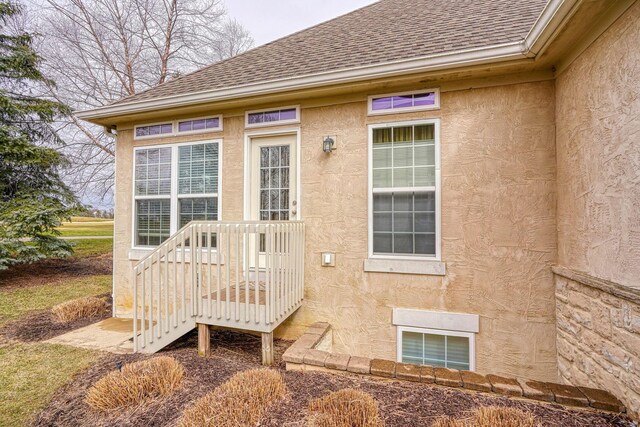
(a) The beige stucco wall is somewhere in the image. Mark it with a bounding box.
[554,1,640,416]
[113,79,558,381]
[555,0,640,290]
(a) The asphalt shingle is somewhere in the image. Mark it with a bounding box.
[114,0,548,105]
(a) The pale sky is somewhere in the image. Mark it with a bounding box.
[225,0,378,47]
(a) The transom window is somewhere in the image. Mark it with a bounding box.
[133,141,220,247]
[399,327,474,371]
[246,106,299,127]
[134,116,222,140]
[135,123,173,138]
[369,120,439,258]
[368,89,439,115]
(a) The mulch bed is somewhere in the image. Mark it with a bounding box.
[0,253,112,291]
[0,294,113,342]
[33,329,632,427]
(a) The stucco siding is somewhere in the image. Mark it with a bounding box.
[554,1,640,417]
[555,0,640,290]
[113,79,558,381]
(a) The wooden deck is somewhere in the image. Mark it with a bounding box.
[205,282,266,305]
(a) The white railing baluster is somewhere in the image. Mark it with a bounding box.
[235,224,240,321]
[224,225,231,320]
[244,224,250,323]
[131,221,304,354]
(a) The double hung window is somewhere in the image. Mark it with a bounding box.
[369,120,439,258]
[134,141,220,247]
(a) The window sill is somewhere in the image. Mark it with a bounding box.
[364,258,446,276]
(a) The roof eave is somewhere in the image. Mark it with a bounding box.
[76,0,580,123]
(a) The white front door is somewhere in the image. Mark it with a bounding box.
[248,133,297,269]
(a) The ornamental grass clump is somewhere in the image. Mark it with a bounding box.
[52,296,108,323]
[85,356,184,411]
[307,388,385,427]
[431,406,540,427]
[177,368,287,427]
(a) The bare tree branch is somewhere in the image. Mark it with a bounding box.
[26,0,254,206]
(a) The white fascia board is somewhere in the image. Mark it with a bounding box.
[75,42,525,121]
[76,0,577,122]
[392,308,480,333]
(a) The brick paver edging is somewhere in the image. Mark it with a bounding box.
[283,322,626,414]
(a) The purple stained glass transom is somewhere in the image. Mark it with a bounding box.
[177,117,220,133]
[136,123,173,137]
[371,92,436,111]
[248,108,297,125]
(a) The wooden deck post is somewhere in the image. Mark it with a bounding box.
[197,323,210,357]
[261,332,274,365]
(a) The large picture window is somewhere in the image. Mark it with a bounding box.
[369,120,439,258]
[133,140,221,247]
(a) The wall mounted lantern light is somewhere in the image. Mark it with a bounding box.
[323,136,336,153]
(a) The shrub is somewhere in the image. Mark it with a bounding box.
[178,368,287,427]
[52,296,107,323]
[307,388,384,427]
[431,406,540,427]
[86,356,184,411]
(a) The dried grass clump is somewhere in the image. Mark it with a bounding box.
[86,356,184,411]
[473,406,539,427]
[307,388,384,427]
[52,296,107,323]
[431,406,540,427]
[177,368,287,427]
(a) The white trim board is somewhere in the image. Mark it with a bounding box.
[392,308,479,333]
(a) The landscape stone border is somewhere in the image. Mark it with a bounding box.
[283,322,626,414]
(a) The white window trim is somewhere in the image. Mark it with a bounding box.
[367,119,442,264]
[133,115,223,140]
[131,139,223,251]
[368,88,440,116]
[396,325,476,371]
[245,105,300,129]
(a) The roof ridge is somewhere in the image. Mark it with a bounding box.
[114,0,384,105]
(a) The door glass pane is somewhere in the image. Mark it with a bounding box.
[259,145,290,221]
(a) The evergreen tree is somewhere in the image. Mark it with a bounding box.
[0,1,79,270]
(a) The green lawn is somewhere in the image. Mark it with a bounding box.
[0,275,111,328]
[0,341,99,427]
[56,220,113,237]
[70,238,113,257]
[0,225,114,425]
[69,216,112,222]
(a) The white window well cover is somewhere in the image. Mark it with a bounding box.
[392,308,479,333]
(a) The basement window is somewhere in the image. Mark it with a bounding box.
[246,106,299,127]
[398,326,474,370]
[368,89,440,115]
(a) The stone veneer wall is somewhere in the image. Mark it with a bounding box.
[554,266,640,419]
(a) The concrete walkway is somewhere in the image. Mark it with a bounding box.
[46,318,134,354]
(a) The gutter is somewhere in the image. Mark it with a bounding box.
[76,0,580,122]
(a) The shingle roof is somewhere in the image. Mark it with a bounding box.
[114,0,548,105]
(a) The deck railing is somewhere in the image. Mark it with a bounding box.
[133,221,305,353]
